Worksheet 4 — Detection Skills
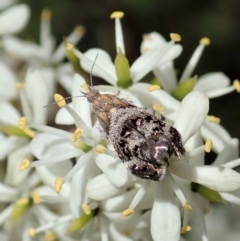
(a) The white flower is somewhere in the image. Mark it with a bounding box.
[140,31,240,98]
[2,8,85,96]
[0,4,30,35]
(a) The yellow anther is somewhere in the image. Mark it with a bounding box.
[15,82,24,89]
[95,146,106,154]
[122,208,134,216]
[72,128,83,142]
[181,225,192,234]
[54,177,63,194]
[29,228,37,237]
[81,83,89,92]
[18,117,27,129]
[110,11,124,19]
[207,115,221,124]
[153,103,165,113]
[41,8,51,20]
[170,33,181,42]
[182,202,192,212]
[74,25,86,34]
[148,85,161,92]
[82,203,91,215]
[20,159,30,171]
[45,231,58,241]
[23,128,36,138]
[200,37,211,46]
[65,42,74,51]
[16,198,29,205]
[54,94,66,108]
[205,139,212,153]
[32,191,41,204]
[233,79,240,93]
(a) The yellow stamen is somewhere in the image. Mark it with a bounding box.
[110,11,124,19]
[16,198,29,205]
[182,202,192,212]
[141,47,149,53]
[45,231,58,241]
[29,228,37,237]
[170,33,181,42]
[200,37,211,46]
[23,128,36,138]
[148,85,161,92]
[41,8,51,20]
[181,225,192,234]
[65,42,74,51]
[122,208,134,216]
[54,177,63,194]
[95,146,106,154]
[207,115,221,124]
[72,128,83,142]
[153,103,165,113]
[74,25,86,34]
[54,94,66,108]
[15,82,24,89]
[32,191,41,204]
[233,79,240,93]
[18,117,27,129]
[82,203,91,215]
[205,139,212,153]
[81,83,89,92]
[20,159,30,171]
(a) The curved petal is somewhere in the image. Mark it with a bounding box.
[170,161,240,192]
[174,91,209,144]
[0,61,17,100]
[25,68,49,124]
[0,100,20,125]
[95,154,128,187]
[55,103,74,125]
[86,174,134,201]
[74,48,117,85]
[194,72,230,91]
[151,181,181,241]
[0,4,30,35]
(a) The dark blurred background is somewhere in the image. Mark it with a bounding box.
[20,0,240,141]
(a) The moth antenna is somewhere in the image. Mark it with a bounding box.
[43,95,84,108]
[90,53,99,87]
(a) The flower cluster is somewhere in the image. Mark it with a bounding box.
[0,3,240,241]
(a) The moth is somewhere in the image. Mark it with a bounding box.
[83,85,185,181]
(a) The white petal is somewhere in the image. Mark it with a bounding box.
[5,144,32,186]
[213,138,239,166]
[170,161,240,192]
[72,74,92,128]
[174,91,209,144]
[2,36,43,60]
[201,121,231,153]
[194,72,230,91]
[151,181,181,241]
[108,223,133,241]
[95,154,128,187]
[30,133,74,159]
[55,103,75,125]
[140,32,167,53]
[0,0,16,10]
[0,60,17,100]
[0,204,14,226]
[0,100,20,125]
[25,68,49,124]
[0,4,30,35]
[74,48,117,85]
[0,183,18,202]
[86,174,134,201]
[129,82,180,122]
[130,41,174,82]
